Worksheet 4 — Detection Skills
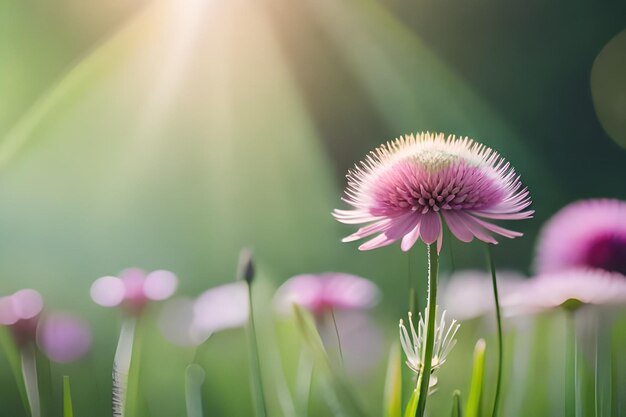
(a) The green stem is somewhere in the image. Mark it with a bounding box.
[575,321,582,417]
[124,317,143,417]
[329,308,344,365]
[566,312,575,417]
[247,282,268,417]
[414,244,439,417]
[486,244,503,417]
[185,364,205,417]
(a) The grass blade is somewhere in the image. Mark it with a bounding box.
[63,376,73,417]
[403,390,418,417]
[293,304,368,417]
[465,339,486,417]
[21,344,41,417]
[383,343,402,417]
[0,327,30,415]
[451,390,462,417]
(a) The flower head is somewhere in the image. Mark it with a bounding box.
[333,133,533,251]
[399,307,459,387]
[442,270,526,320]
[535,199,626,275]
[91,268,178,314]
[159,282,249,346]
[274,273,380,316]
[36,313,92,363]
[0,289,43,345]
[503,269,626,314]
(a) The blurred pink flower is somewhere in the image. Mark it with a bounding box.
[0,289,43,344]
[535,199,626,275]
[37,313,92,363]
[442,270,526,320]
[274,273,380,315]
[91,268,178,314]
[503,269,626,314]
[333,133,533,252]
[318,311,385,374]
[159,282,249,347]
[193,282,249,336]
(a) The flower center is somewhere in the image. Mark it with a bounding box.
[411,150,461,173]
[369,158,503,216]
[585,235,626,275]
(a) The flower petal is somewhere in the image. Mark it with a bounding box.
[420,211,442,245]
[144,270,178,301]
[90,276,125,307]
[442,211,474,243]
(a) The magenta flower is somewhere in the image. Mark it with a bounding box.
[274,273,379,315]
[333,133,533,251]
[535,199,626,275]
[36,313,92,363]
[90,268,178,314]
[0,289,43,344]
[503,269,626,314]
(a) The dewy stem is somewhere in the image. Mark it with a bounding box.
[414,244,439,417]
[486,244,503,417]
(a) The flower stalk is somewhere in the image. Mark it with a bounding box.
[113,317,136,417]
[486,244,503,417]
[414,244,439,417]
[329,308,344,365]
[245,267,268,417]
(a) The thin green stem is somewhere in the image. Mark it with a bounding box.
[595,315,599,417]
[185,364,205,417]
[329,308,344,365]
[566,312,575,417]
[485,244,503,417]
[247,283,268,417]
[575,323,581,417]
[125,317,143,417]
[414,244,439,417]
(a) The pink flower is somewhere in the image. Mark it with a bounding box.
[442,270,526,320]
[274,273,379,315]
[535,199,626,275]
[0,289,43,345]
[90,268,178,314]
[333,133,533,251]
[503,269,626,314]
[36,313,92,363]
[159,282,249,347]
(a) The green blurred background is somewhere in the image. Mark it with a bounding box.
[1,0,625,415]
